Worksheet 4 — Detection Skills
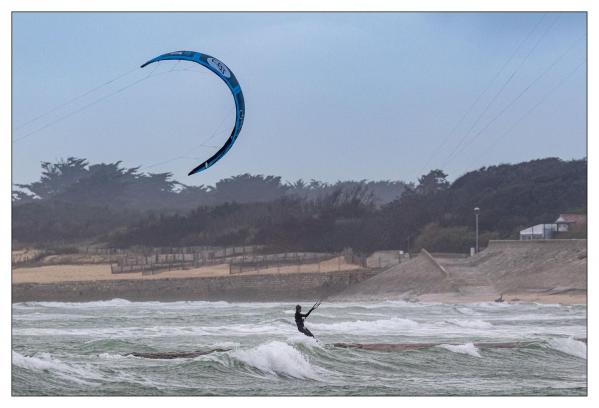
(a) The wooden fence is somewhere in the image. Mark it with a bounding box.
[229,252,337,274]
[110,250,334,275]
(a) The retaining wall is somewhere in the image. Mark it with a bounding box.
[12,269,381,303]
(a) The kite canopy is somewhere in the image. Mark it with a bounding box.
[141,51,245,175]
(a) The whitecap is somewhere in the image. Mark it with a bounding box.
[437,342,481,357]
[13,298,132,309]
[231,341,324,380]
[287,334,323,349]
[546,337,587,359]
[446,319,493,329]
[309,317,419,334]
[12,351,103,385]
[98,352,128,360]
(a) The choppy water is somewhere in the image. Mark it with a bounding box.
[12,299,587,395]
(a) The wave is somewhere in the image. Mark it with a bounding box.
[446,319,493,329]
[13,298,133,309]
[12,312,97,321]
[98,352,129,360]
[309,317,419,334]
[12,351,103,385]
[286,334,323,349]
[469,301,512,309]
[231,341,325,380]
[322,300,435,309]
[454,307,477,315]
[13,321,298,338]
[437,343,481,358]
[13,299,299,311]
[546,337,587,359]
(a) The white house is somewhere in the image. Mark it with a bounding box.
[519,214,586,240]
[519,224,557,240]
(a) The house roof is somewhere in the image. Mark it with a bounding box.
[556,214,587,224]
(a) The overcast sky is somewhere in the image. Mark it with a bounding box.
[12,12,587,186]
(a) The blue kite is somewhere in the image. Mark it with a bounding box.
[141,51,245,175]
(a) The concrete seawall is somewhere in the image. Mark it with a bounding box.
[485,239,586,251]
[334,239,587,303]
[12,269,381,303]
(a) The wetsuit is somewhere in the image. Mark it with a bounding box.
[295,309,315,337]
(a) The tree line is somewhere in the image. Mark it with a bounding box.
[12,157,586,253]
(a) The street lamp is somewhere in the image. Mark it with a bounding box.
[474,207,480,253]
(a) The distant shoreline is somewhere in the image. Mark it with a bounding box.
[12,240,587,305]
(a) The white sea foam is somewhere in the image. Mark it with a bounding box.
[309,317,419,334]
[13,321,297,338]
[12,351,102,385]
[12,299,237,310]
[13,298,133,309]
[231,341,324,380]
[455,307,477,315]
[348,312,389,317]
[546,337,587,359]
[12,313,96,321]
[321,300,425,309]
[211,341,241,349]
[437,343,481,357]
[446,319,493,329]
[470,301,512,309]
[287,334,323,349]
[98,352,128,360]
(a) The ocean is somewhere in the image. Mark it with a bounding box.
[12,299,587,396]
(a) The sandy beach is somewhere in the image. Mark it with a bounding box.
[12,256,360,284]
[417,291,586,305]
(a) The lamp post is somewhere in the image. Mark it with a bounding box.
[474,207,480,253]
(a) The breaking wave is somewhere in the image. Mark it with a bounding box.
[546,337,587,359]
[437,343,481,358]
[12,351,103,385]
[231,341,325,380]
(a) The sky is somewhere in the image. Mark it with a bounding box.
[12,12,587,187]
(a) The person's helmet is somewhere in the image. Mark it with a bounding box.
[296,305,301,311]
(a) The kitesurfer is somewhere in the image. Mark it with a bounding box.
[295,304,316,337]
